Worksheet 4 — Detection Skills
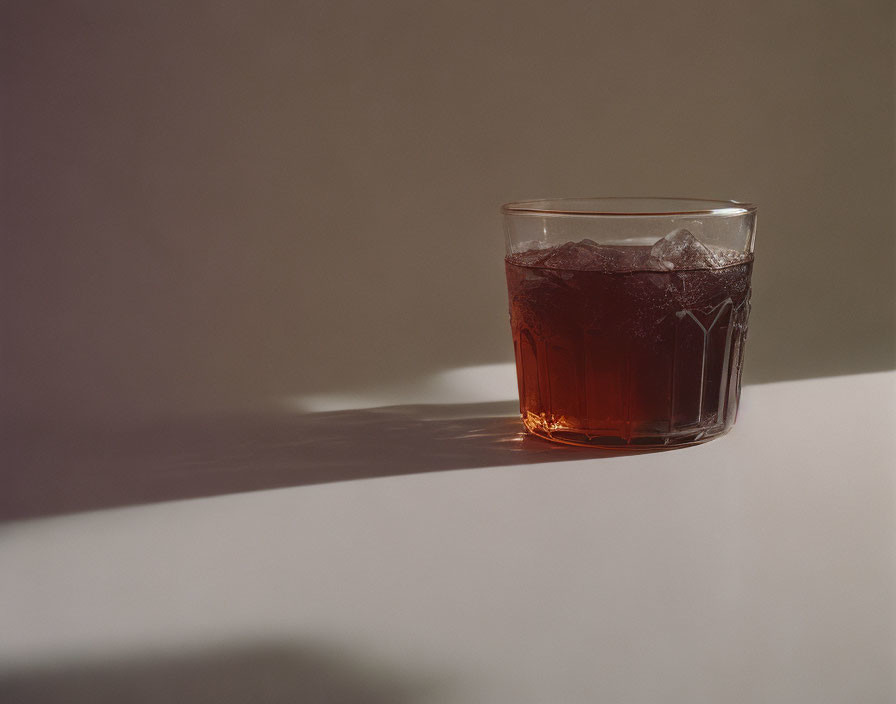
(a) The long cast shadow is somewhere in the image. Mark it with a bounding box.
[0,639,447,704]
[1,401,628,522]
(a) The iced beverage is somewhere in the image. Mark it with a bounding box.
[505,230,753,447]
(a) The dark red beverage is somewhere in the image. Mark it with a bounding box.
[505,236,753,447]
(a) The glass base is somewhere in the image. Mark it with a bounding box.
[522,414,732,450]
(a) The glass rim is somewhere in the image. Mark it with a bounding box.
[501,196,758,217]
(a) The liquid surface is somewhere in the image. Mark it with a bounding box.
[505,239,753,447]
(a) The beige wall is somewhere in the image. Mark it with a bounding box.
[3,0,894,419]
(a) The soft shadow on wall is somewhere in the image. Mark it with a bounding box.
[3,1,894,421]
[0,640,450,704]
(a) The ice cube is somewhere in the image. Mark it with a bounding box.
[533,242,577,269]
[647,228,720,271]
[512,239,646,272]
[512,242,555,267]
[538,240,619,271]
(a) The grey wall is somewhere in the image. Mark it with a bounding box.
[3,0,894,420]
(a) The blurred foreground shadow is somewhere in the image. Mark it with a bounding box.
[1,401,627,522]
[0,640,446,704]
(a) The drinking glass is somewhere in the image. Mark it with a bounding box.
[503,197,757,448]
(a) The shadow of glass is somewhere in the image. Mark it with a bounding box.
[0,641,446,704]
[1,402,631,522]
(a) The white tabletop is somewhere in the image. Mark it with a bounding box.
[2,370,894,703]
